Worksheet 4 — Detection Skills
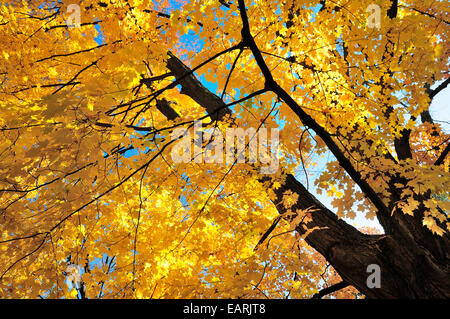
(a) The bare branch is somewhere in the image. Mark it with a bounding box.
[435,143,450,166]
[237,0,390,218]
[312,281,350,299]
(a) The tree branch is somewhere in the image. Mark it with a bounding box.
[399,5,450,26]
[435,143,450,166]
[421,78,449,125]
[428,77,450,100]
[254,216,281,249]
[237,0,390,218]
[387,0,398,19]
[165,51,236,121]
[312,281,350,299]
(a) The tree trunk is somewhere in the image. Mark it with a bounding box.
[269,174,450,298]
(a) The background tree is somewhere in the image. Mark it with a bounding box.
[0,0,448,298]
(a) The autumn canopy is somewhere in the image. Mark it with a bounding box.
[0,0,449,299]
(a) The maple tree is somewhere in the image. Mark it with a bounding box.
[0,0,449,299]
